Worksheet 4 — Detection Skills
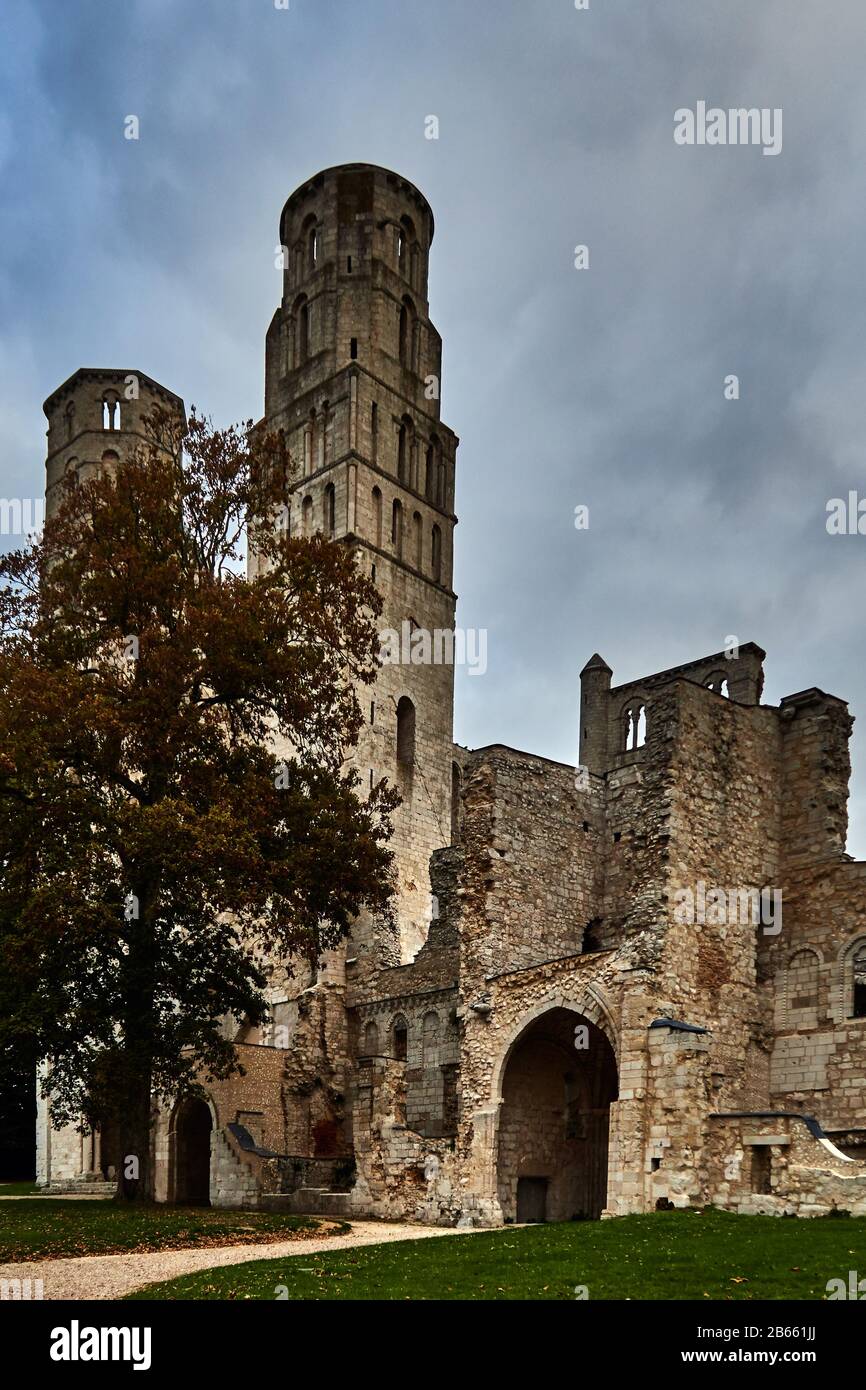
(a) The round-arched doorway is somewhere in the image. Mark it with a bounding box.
[170,1098,213,1205]
[496,1007,618,1223]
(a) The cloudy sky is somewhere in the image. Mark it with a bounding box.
[2,0,866,853]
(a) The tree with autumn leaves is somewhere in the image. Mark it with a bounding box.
[0,410,397,1199]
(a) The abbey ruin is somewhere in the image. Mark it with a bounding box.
[36,164,866,1224]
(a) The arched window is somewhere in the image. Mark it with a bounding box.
[64,401,75,441]
[413,512,423,569]
[623,702,647,751]
[302,495,313,537]
[431,524,442,584]
[371,487,382,547]
[705,674,730,697]
[324,482,336,538]
[302,214,319,271]
[853,946,866,1018]
[392,499,403,558]
[392,1015,408,1062]
[363,1020,379,1055]
[102,395,120,430]
[422,1011,440,1067]
[437,460,446,509]
[396,696,415,767]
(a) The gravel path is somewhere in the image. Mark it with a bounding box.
[0,1221,468,1300]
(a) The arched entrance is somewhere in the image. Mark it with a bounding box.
[496,1007,618,1222]
[170,1098,213,1205]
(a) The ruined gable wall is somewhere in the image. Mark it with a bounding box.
[661,681,782,1114]
[759,693,866,1129]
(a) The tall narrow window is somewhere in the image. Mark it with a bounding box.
[413,512,423,569]
[399,303,409,366]
[309,224,319,269]
[65,402,75,441]
[293,297,310,365]
[372,487,383,547]
[392,499,403,558]
[102,397,120,430]
[350,337,358,359]
[393,1017,408,1062]
[399,298,416,369]
[321,401,331,468]
[431,524,442,584]
[302,495,313,537]
[371,402,378,462]
[397,421,412,484]
[324,482,336,538]
[636,706,647,748]
[306,410,316,475]
[427,435,441,502]
[399,216,415,280]
[853,947,866,1018]
[624,703,647,751]
[436,460,446,509]
[396,697,415,767]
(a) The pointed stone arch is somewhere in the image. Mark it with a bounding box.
[167,1095,215,1205]
[488,987,620,1223]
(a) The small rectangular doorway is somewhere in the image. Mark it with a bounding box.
[517,1176,548,1223]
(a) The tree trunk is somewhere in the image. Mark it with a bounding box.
[115,1072,154,1201]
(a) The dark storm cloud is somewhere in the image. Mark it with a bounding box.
[2,0,866,849]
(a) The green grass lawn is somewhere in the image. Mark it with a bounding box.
[126,1209,866,1301]
[0,1181,39,1196]
[0,1199,333,1262]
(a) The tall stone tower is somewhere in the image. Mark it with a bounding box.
[44,368,185,521]
[256,164,460,962]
